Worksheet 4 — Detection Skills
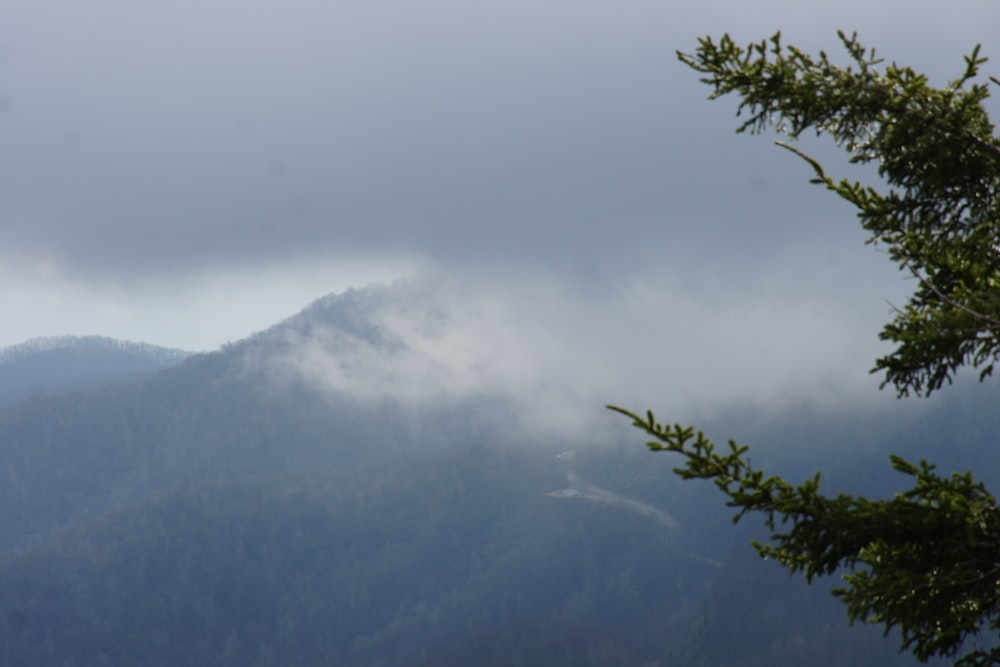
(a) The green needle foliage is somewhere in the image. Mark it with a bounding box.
[612,32,1000,666]
[608,407,1000,665]
[686,31,1000,397]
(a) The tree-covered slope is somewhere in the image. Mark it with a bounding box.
[0,286,981,666]
[0,335,193,406]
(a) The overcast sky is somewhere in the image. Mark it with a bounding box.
[1,0,998,414]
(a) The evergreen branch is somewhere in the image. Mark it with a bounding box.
[908,265,1000,328]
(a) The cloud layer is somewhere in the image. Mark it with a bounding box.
[275,266,906,441]
[1,0,997,418]
[2,0,996,279]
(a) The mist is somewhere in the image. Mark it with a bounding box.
[269,261,909,443]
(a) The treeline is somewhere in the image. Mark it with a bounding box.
[0,335,193,367]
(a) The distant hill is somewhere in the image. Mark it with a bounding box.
[0,335,195,406]
[0,285,975,666]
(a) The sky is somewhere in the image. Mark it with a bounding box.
[2,0,999,416]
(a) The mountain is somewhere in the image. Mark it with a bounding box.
[0,335,194,406]
[0,285,979,666]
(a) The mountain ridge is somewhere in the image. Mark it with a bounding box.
[0,334,197,407]
[0,334,194,366]
[0,283,973,666]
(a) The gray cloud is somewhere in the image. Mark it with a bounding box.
[1,0,997,422]
[2,0,996,281]
[270,265,908,442]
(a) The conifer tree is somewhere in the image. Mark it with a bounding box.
[612,32,1000,666]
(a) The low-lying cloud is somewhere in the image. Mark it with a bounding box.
[276,262,907,441]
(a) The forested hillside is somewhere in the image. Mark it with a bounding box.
[0,287,983,665]
[0,335,193,406]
